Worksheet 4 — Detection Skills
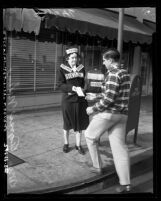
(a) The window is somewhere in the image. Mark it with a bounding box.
[7,37,35,94]
[83,46,101,71]
[7,35,63,95]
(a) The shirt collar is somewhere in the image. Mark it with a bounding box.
[108,64,120,72]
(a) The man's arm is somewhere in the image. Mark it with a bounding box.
[92,73,120,112]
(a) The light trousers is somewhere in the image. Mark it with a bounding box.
[85,112,130,185]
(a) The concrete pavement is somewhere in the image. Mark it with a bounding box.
[6,96,153,194]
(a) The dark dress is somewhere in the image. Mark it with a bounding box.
[58,63,89,132]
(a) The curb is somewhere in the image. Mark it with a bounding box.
[7,148,153,196]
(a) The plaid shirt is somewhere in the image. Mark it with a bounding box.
[92,67,131,115]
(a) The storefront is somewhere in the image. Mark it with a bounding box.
[3,8,155,111]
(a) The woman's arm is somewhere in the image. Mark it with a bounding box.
[57,68,74,93]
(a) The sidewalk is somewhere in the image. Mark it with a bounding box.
[6,96,153,194]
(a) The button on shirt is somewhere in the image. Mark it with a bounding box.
[92,67,131,115]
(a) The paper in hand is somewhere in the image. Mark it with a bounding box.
[76,87,85,97]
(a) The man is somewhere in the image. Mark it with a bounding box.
[85,48,131,193]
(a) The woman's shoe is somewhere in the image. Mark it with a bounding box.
[63,144,69,153]
[75,145,85,155]
[115,185,131,193]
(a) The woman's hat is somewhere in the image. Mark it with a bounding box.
[66,48,78,55]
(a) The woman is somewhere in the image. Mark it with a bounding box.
[58,47,89,155]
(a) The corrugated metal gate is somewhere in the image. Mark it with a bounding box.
[7,34,63,95]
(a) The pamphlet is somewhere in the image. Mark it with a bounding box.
[76,87,85,97]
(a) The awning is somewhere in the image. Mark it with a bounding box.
[38,8,153,44]
[3,8,154,44]
[3,8,41,35]
[143,19,156,33]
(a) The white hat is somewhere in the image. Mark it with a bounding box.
[66,48,78,55]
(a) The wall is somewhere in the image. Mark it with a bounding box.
[132,46,141,75]
[7,93,62,112]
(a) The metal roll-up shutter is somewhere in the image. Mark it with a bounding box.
[7,33,64,95]
[36,41,56,91]
[55,43,64,90]
[7,36,35,94]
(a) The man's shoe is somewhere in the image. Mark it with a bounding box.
[75,145,85,155]
[89,166,103,175]
[63,144,69,153]
[115,185,131,193]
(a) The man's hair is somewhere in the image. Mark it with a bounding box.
[103,48,120,62]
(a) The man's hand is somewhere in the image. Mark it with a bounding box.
[86,106,94,115]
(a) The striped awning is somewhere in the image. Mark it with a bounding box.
[38,8,154,44]
[3,8,155,44]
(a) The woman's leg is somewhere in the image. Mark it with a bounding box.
[63,129,69,145]
[63,129,70,153]
[75,131,82,147]
[75,131,85,154]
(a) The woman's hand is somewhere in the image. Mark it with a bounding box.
[72,86,85,96]
[72,86,77,92]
